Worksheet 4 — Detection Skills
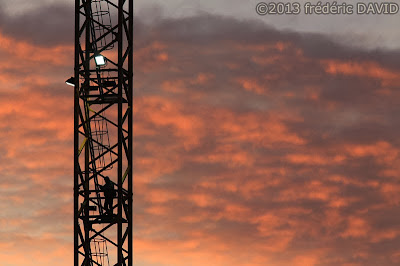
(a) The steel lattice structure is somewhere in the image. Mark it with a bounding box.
[73,0,133,265]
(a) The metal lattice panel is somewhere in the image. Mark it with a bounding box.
[73,0,133,265]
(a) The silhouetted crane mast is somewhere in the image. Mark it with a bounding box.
[71,0,133,265]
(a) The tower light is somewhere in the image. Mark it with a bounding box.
[94,54,107,66]
[66,77,76,87]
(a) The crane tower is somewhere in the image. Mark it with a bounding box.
[72,0,133,265]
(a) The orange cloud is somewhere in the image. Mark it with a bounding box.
[341,216,370,238]
[0,32,73,66]
[322,59,400,87]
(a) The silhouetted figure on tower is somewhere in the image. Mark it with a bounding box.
[101,176,115,215]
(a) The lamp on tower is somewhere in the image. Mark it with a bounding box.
[94,54,107,67]
[65,77,76,87]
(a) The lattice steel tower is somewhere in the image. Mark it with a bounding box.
[72,0,133,265]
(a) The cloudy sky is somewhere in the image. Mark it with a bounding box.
[1,0,400,265]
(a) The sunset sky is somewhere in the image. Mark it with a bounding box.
[1,1,400,265]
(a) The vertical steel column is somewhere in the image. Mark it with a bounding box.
[117,0,123,263]
[74,0,80,265]
[127,0,133,264]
